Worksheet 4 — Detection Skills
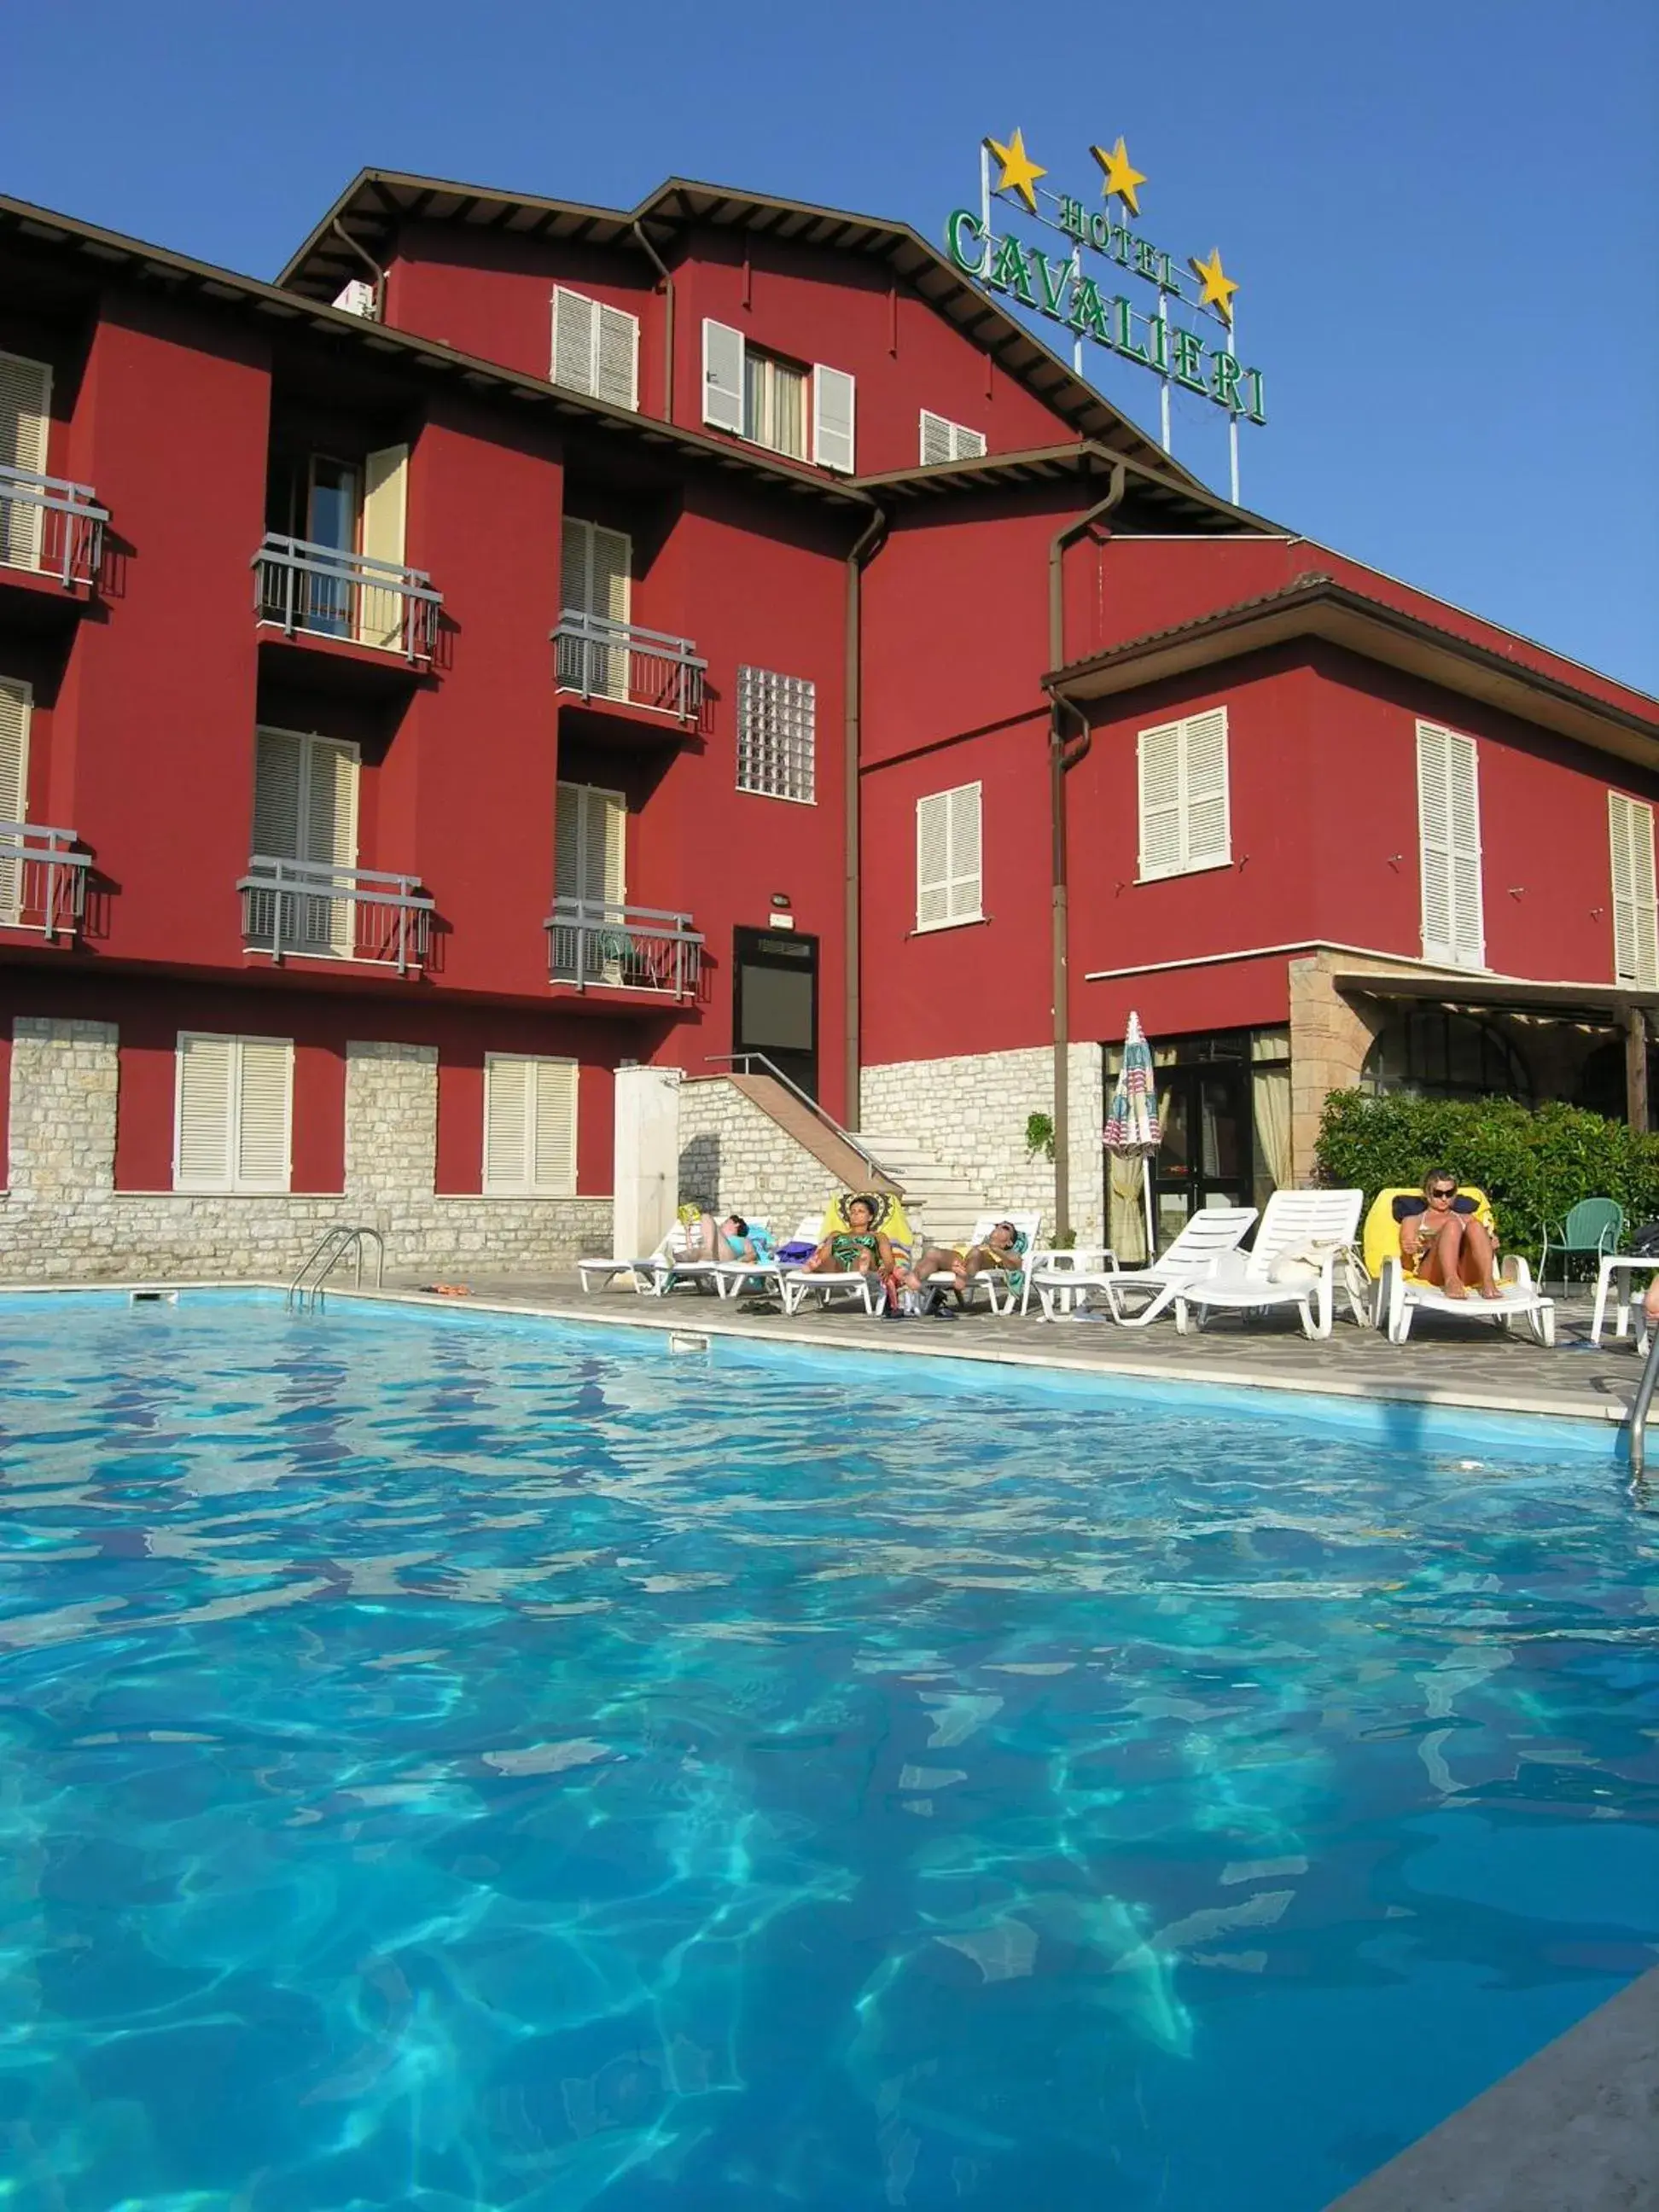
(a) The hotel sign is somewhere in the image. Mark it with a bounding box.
[946,130,1266,428]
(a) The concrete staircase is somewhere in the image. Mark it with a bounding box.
[853,1131,992,1247]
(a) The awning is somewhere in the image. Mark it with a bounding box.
[1329,968,1659,1027]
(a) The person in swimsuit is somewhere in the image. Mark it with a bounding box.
[1394,1171,1504,1300]
[905,1220,1028,1318]
[800,1195,894,1278]
[682,1209,768,1263]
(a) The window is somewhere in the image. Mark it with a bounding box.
[919,410,987,465]
[550,287,639,411]
[1610,792,1658,988]
[736,668,816,803]
[701,320,856,471]
[1361,1010,1530,1103]
[1137,708,1230,880]
[0,675,32,923]
[916,783,983,930]
[173,1033,294,1192]
[1416,720,1482,968]
[0,348,52,569]
[249,728,359,955]
[556,783,626,909]
[483,1054,578,1195]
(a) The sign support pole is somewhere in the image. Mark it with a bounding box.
[1156,293,1172,455]
[1228,305,1242,505]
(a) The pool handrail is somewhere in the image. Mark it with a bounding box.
[288,1225,386,1313]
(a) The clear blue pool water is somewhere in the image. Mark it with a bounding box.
[1,1292,1656,2212]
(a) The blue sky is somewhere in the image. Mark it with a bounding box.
[11,2,1657,691]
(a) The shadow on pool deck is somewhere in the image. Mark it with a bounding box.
[375,1271,1647,1435]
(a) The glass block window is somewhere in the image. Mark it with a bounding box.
[736,667,816,804]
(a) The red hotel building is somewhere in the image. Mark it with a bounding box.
[2,169,1656,1278]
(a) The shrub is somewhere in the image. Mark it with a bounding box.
[1313,1090,1659,1260]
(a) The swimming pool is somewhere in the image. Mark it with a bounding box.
[2,1291,1655,2210]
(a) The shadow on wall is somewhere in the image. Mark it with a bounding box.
[680,1135,719,1208]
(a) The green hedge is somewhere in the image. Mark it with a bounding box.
[1313,1090,1659,1260]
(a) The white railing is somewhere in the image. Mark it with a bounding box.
[0,467,108,589]
[552,611,706,724]
[253,534,441,664]
[545,898,701,996]
[240,857,434,975]
[0,823,89,939]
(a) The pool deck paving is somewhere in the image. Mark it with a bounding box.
[368,1270,1649,1437]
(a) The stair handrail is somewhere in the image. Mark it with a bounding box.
[703,1054,900,1187]
[288,1225,387,1313]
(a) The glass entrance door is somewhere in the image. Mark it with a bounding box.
[732,927,818,1100]
[1150,1058,1250,1248]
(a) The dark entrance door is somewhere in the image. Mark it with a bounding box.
[1134,1033,1253,1249]
[732,926,818,1100]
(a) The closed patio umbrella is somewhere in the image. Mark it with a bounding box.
[1103,1010,1161,1258]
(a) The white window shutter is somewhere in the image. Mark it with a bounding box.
[948,782,983,920]
[551,288,598,395]
[358,444,409,649]
[590,525,632,627]
[1138,722,1184,879]
[592,788,626,907]
[812,364,856,473]
[484,1055,531,1191]
[0,350,51,568]
[597,304,640,411]
[252,728,305,860]
[702,319,745,433]
[305,738,358,954]
[175,1033,234,1189]
[531,1060,578,1194]
[920,410,953,466]
[953,424,987,460]
[236,1039,293,1190]
[1418,722,1481,966]
[555,781,582,898]
[1610,793,1658,988]
[916,792,951,929]
[0,676,28,920]
[1182,708,1231,868]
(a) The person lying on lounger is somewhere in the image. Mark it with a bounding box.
[800,1194,895,1278]
[905,1220,1028,1318]
[1394,1171,1503,1301]
[682,1209,771,1264]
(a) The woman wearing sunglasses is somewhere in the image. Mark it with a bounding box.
[1394,1170,1504,1300]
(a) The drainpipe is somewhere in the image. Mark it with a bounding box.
[631,222,675,423]
[329,221,387,321]
[845,506,888,1130]
[1047,461,1126,1243]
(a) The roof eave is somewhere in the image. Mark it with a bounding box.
[1046,583,1659,769]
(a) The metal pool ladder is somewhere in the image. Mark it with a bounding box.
[1627,1324,1659,1479]
[288,1225,386,1313]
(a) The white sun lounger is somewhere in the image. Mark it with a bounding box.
[709,1215,821,1301]
[921,1213,1045,1314]
[1377,1254,1556,1344]
[1173,1189,1365,1341]
[582,1219,771,1298]
[1031,1205,1257,1324]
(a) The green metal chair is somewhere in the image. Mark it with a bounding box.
[1539,1198,1624,1289]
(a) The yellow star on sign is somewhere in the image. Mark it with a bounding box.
[1188,245,1240,327]
[1090,136,1146,216]
[985,127,1046,215]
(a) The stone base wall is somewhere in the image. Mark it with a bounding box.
[678,1078,838,1241]
[1,1022,609,1283]
[859,1043,1104,1243]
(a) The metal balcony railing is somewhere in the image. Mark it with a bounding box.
[552,611,706,724]
[253,535,441,664]
[0,467,108,589]
[239,857,434,975]
[545,897,702,996]
[0,824,90,939]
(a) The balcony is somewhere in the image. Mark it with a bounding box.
[0,467,108,591]
[0,824,90,940]
[253,535,441,667]
[239,857,434,975]
[545,898,701,999]
[553,612,706,729]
